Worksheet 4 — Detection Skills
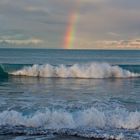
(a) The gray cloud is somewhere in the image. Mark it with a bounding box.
[0,38,43,45]
[95,39,140,49]
[0,34,43,47]
[0,0,140,49]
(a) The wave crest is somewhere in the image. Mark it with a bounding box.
[0,107,139,130]
[11,63,139,78]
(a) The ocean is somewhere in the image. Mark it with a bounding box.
[0,48,140,140]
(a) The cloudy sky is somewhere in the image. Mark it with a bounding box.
[0,0,140,49]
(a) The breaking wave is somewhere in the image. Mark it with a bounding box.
[10,63,139,78]
[0,107,139,130]
[0,107,139,139]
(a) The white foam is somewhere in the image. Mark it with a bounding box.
[11,63,139,78]
[109,108,140,129]
[0,107,139,130]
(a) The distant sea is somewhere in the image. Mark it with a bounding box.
[0,48,140,140]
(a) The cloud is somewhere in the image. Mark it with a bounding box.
[24,6,50,14]
[74,37,140,49]
[94,39,140,49]
[0,0,140,49]
[0,38,43,46]
[81,0,109,3]
[107,32,120,37]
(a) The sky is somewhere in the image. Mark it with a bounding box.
[0,0,140,49]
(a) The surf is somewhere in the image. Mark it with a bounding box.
[10,63,139,78]
[0,107,139,139]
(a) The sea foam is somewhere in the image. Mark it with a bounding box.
[0,107,139,130]
[11,63,139,78]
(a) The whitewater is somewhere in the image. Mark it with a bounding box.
[11,63,139,78]
[0,107,140,130]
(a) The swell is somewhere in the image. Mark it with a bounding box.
[0,63,140,79]
[0,65,8,78]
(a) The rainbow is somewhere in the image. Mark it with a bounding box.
[63,1,80,49]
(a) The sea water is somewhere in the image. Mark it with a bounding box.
[0,48,140,140]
